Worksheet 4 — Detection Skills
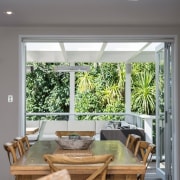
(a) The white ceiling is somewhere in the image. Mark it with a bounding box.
[0,0,180,27]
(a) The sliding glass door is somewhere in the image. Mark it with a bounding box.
[156,42,173,180]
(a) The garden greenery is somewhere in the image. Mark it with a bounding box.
[26,62,155,120]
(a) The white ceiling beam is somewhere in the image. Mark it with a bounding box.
[127,43,151,63]
[59,43,67,62]
[95,43,107,62]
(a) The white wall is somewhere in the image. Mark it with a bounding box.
[0,26,180,179]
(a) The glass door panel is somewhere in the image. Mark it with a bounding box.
[156,44,165,176]
[156,43,173,180]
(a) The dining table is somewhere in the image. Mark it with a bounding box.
[10,140,146,180]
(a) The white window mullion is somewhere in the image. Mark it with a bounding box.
[125,63,131,114]
[69,63,75,121]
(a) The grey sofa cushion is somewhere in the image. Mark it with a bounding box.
[100,129,145,145]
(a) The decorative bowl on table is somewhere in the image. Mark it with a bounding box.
[56,136,94,150]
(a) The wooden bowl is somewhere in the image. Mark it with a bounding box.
[56,137,94,150]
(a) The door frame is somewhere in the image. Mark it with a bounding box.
[155,43,174,180]
[19,35,177,179]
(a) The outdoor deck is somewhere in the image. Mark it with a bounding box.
[145,161,163,180]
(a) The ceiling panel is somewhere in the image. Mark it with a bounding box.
[0,0,180,26]
[26,42,162,63]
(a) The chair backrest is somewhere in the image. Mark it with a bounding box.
[134,141,156,180]
[125,134,141,153]
[3,141,22,165]
[43,154,113,180]
[134,141,156,166]
[37,169,71,180]
[55,131,96,137]
[14,136,30,154]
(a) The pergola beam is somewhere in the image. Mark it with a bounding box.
[59,43,67,62]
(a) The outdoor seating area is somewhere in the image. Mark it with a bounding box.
[100,129,145,145]
[26,119,145,144]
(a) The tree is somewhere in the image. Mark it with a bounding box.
[76,72,94,93]
[131,69,156,115]
[26,63,70,120]
[75,63,126,120]
[26,62,156,121]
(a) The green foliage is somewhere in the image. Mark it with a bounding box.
[26,62,156,120]
[131,63,156,114]
[26,63,70,120]
[75,63,126,120]
[75,90,102,113]
[76,72,94,93]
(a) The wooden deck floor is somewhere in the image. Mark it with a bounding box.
[145,161,163,180]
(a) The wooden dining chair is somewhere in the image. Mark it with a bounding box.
[134,141,156,180]
[3,141,22,165]
[43,154,114,180]
[14,135,30,154]
[125,134,141,153]
[37,169,71,180]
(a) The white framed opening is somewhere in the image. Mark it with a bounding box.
[19,35,177,180]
